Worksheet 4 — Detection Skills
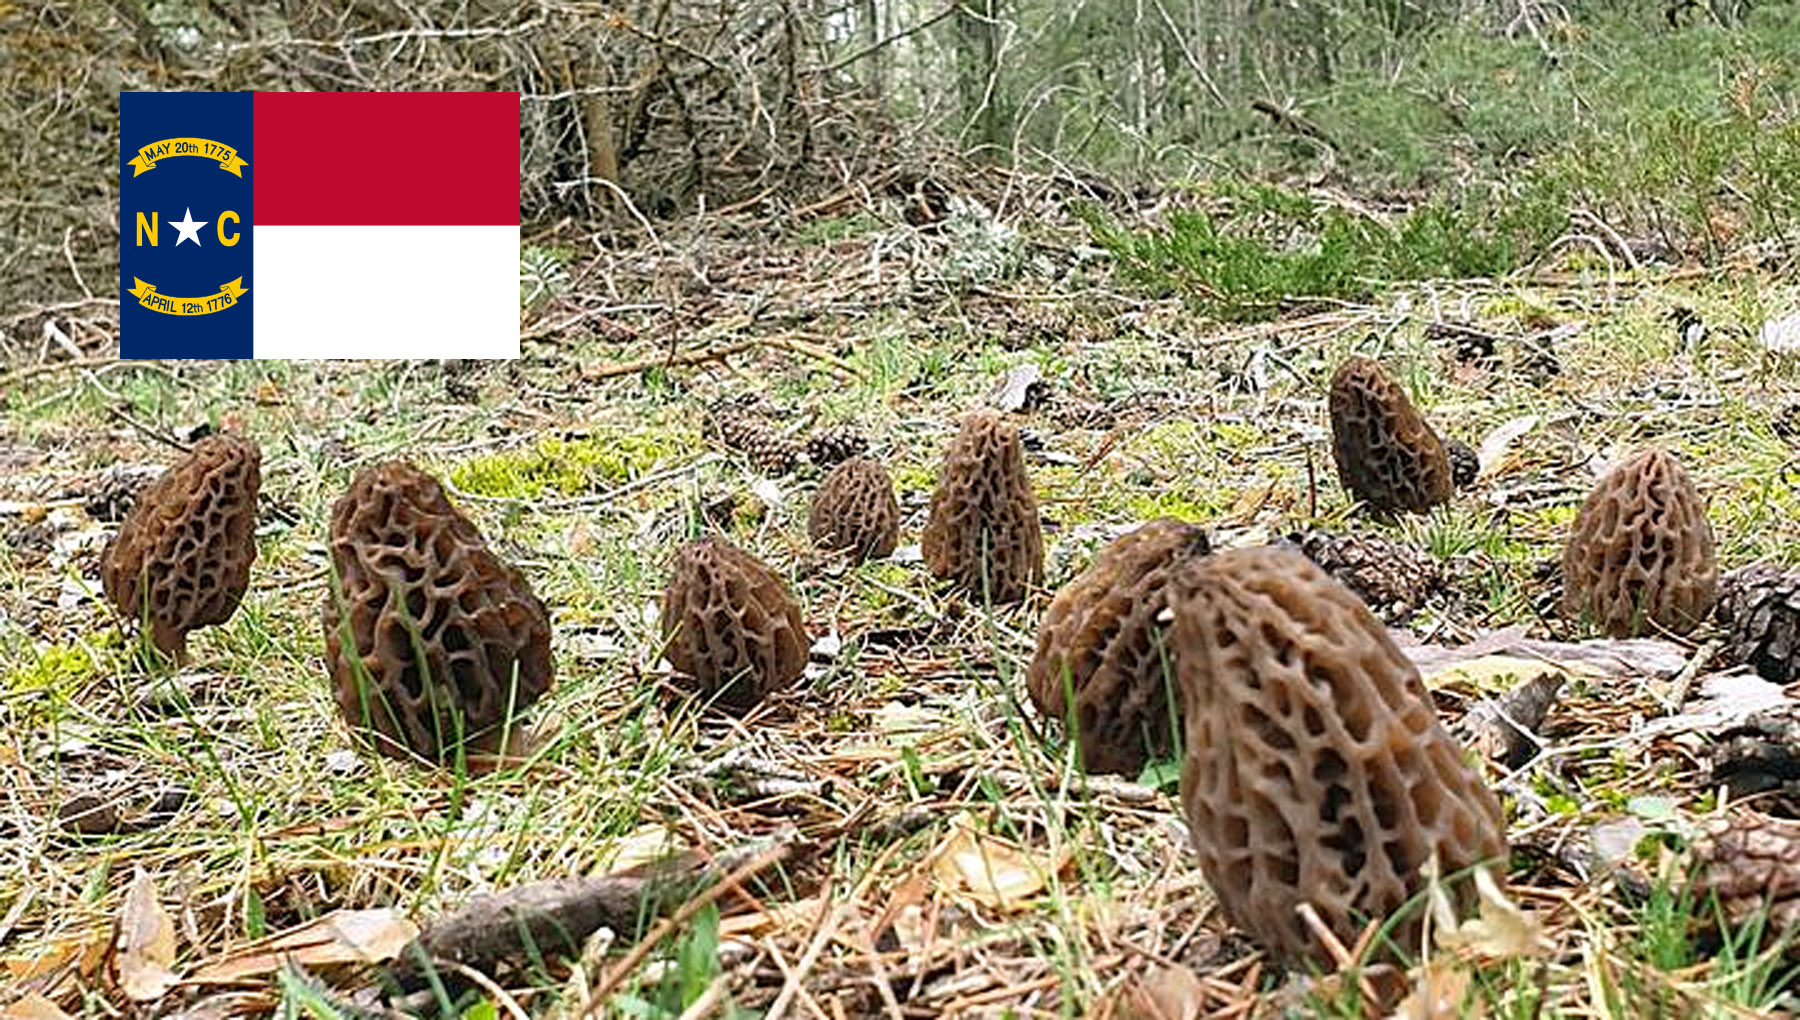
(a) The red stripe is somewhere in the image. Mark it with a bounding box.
[252,92,519,226]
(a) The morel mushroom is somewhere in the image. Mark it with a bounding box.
[1026,519,1212,776]
[1328,356,1454,515]
[100,432,262,660]
[1170,546,1507,967]
[808,456,900,562]
[1561,447,1717,638]
[921,409,1044,603]
[661,537,807,712]
[322,461,554,764]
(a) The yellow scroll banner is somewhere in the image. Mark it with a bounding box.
[128,277,247,316]
[128,137,248,177]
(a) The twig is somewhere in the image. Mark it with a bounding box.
[584,841,794,1011]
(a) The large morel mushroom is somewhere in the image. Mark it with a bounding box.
[921,409,1043,603]
[661,537,808,712]
[808,456,900,562]
[1328,356,1454,515]
[1170,546,1506,967]
[1026,518,1211,776]
[101,432,262,659]
[322,461,554,764]
[1561,447,1717,638]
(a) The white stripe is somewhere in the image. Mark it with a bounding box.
[251,225,518,358]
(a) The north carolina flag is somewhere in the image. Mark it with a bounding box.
[120,92,520,359]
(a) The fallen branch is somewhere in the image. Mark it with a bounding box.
[380,837,795,1001]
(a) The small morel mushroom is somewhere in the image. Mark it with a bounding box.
[661,537,808,712]
[101,433,262,660]
[1170,546,1507,967]
[322,461,554,765]
[808,456,900,562]
[1328,356,1454,515]
[1561,447,1717,638]
[921,409,1044,603]
[1026,519,1212,776]
[1717,565,1800,684]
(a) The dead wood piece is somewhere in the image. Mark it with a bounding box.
[380,872,670,996]
[1396,626,1690,682]
[1459,671,1566,768]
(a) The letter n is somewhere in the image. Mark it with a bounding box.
[135,212,158,247]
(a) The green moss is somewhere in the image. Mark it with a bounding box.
[5,634,118,695]
[450,433,690,499]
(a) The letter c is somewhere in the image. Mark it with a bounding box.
[217,210,240,247]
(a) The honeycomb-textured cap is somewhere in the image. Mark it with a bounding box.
[1718,565,1800,683]
[921,409,1044,603]
[322,461,554,764]
[808,456,900,562]
[1026,519,1211,776]
[100,433,262,659]
[1328,356,1454,515]
[1170,546,1507,967]
[661,537,808,712]
[1561,447,1717,637]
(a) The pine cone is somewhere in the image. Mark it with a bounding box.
[804,425,870,468]
[1447,438,1479,489]
[711,403,801,475]
[1691,813,1800,955]
[1290,531,1443,623]
[1719,565,1800,684]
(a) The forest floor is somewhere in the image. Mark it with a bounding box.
[5,171,1800,1018]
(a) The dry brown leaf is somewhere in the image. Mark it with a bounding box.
[1094,965,1207,1020]
[115,867,179,1001]
[1386,964,1478,1020]
[190,908,418,984]
[0,993,75,1020]
[930,821,1065,913]
[1431,865,1549,959]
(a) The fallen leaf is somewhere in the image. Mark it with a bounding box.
[1476,414,1538,476]
[1432,865,1548,959]
[1420,654,1574,696]
[0,993,75,1020]
[1095,965,1207,1020]
[115,868,179,1001]
[1760,311,1800,355]
[930,821,1065,912]
[1385,963,1477,1020]
[1644,672,1791,736]
[190,909,418,984]
[594,824,681,875]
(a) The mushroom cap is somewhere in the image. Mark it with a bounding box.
[1561,447,1717,637]
[1328,356,1454,515]
[808,456,900,562]
[921,409,1044,603]
[1026,518,1211,776]
[321,461,554,764]
[1171,546,1506,966]
[100,432,262,658]
[660,537,808,712]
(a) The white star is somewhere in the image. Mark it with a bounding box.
[169,207,207,247]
